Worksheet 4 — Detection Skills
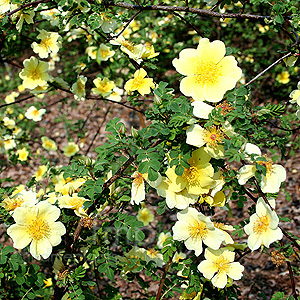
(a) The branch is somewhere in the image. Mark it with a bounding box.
[0,95,35,108]
[71,138,163,247]
[110,9,143,40]
[107,1,271,20]
[156,254,174,300]
[245,52,292,87]
[84,105,111,155]
[6,0,50,17]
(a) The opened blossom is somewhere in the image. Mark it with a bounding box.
[7,201,66,260]
[156,176,198,210]
[186,124,225,158]
[172,207,225,256]
[165,148,215,196]
[25,106,46,121]
[63,142,79,157]
[172,38,242,102]
[198,247,244,288]
[244,198,283,251]
[124,68,155,96]
[41,136,57,151]
[19,56,49,89]
[92,77,115,97]
[237,157,286,193]
[32,30,61,58]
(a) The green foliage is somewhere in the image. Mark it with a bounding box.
[0,0,300,299]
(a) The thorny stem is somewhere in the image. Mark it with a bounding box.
[71,138,163,247]
[108,2,271,20]
[110,9,143,40]
[156,254,174,300]
[0,95,35,108]
[6,0,50,17]
[280,240,297,298]
[245,52,292,87]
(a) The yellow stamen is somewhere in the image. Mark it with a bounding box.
[27,217,50,240]
[188,220,207,239]
[195,61,221,86]
[183,166,201,186]
[253,215,270,234]
[214,255,230,273]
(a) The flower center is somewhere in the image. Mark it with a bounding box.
[30,69,41,80]
[183,166,201,186]
[131,77,144,90]
[216,101,234,115]
[27,216,50,240]
[256,157,273,174]
[147,248,159,258]
[253,215,270,234]
[121,40,134,51]
[45,140,54,148]
[203,127,224,147]
[195,61,221,86]
[133,172,144,185]
[69,196,85,210]
[101,49,110,58]
[41,37,53,49]
[188,220,207,239]
[214,256,230,274]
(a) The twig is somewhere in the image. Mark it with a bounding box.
[173,12,202,36]
[156,254,173,300]
[0,95,35,108]
[87,95,145,114]
[110,9,143,40]
[71,138,163,247]
[6,0,50,17]
[245,52,292,87]
[84,105,111,155]
[108,2,271,20]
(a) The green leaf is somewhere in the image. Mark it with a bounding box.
[148,167,158,181]
[107,267,114,280]
[1,245,16,255]
[136,230,145,241]
[98,263,108,273]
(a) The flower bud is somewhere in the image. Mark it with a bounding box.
[118,123,126,136]
[154,93,162,105]
[131,126,139,138]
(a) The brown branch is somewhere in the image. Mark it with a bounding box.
[173,11,202,36]
[87,95,145,114]
[156,254,173,300]
[71,138,163,247]
[84,105,111,155]
[108,1,271,20]
[110,9,143,40]
[0,95,35,108]
[6,0,50,17]
[245,52,292,87]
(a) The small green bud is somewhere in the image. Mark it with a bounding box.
[118,123,126,136]
[154,93,162,105]
[131,126,139,138]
